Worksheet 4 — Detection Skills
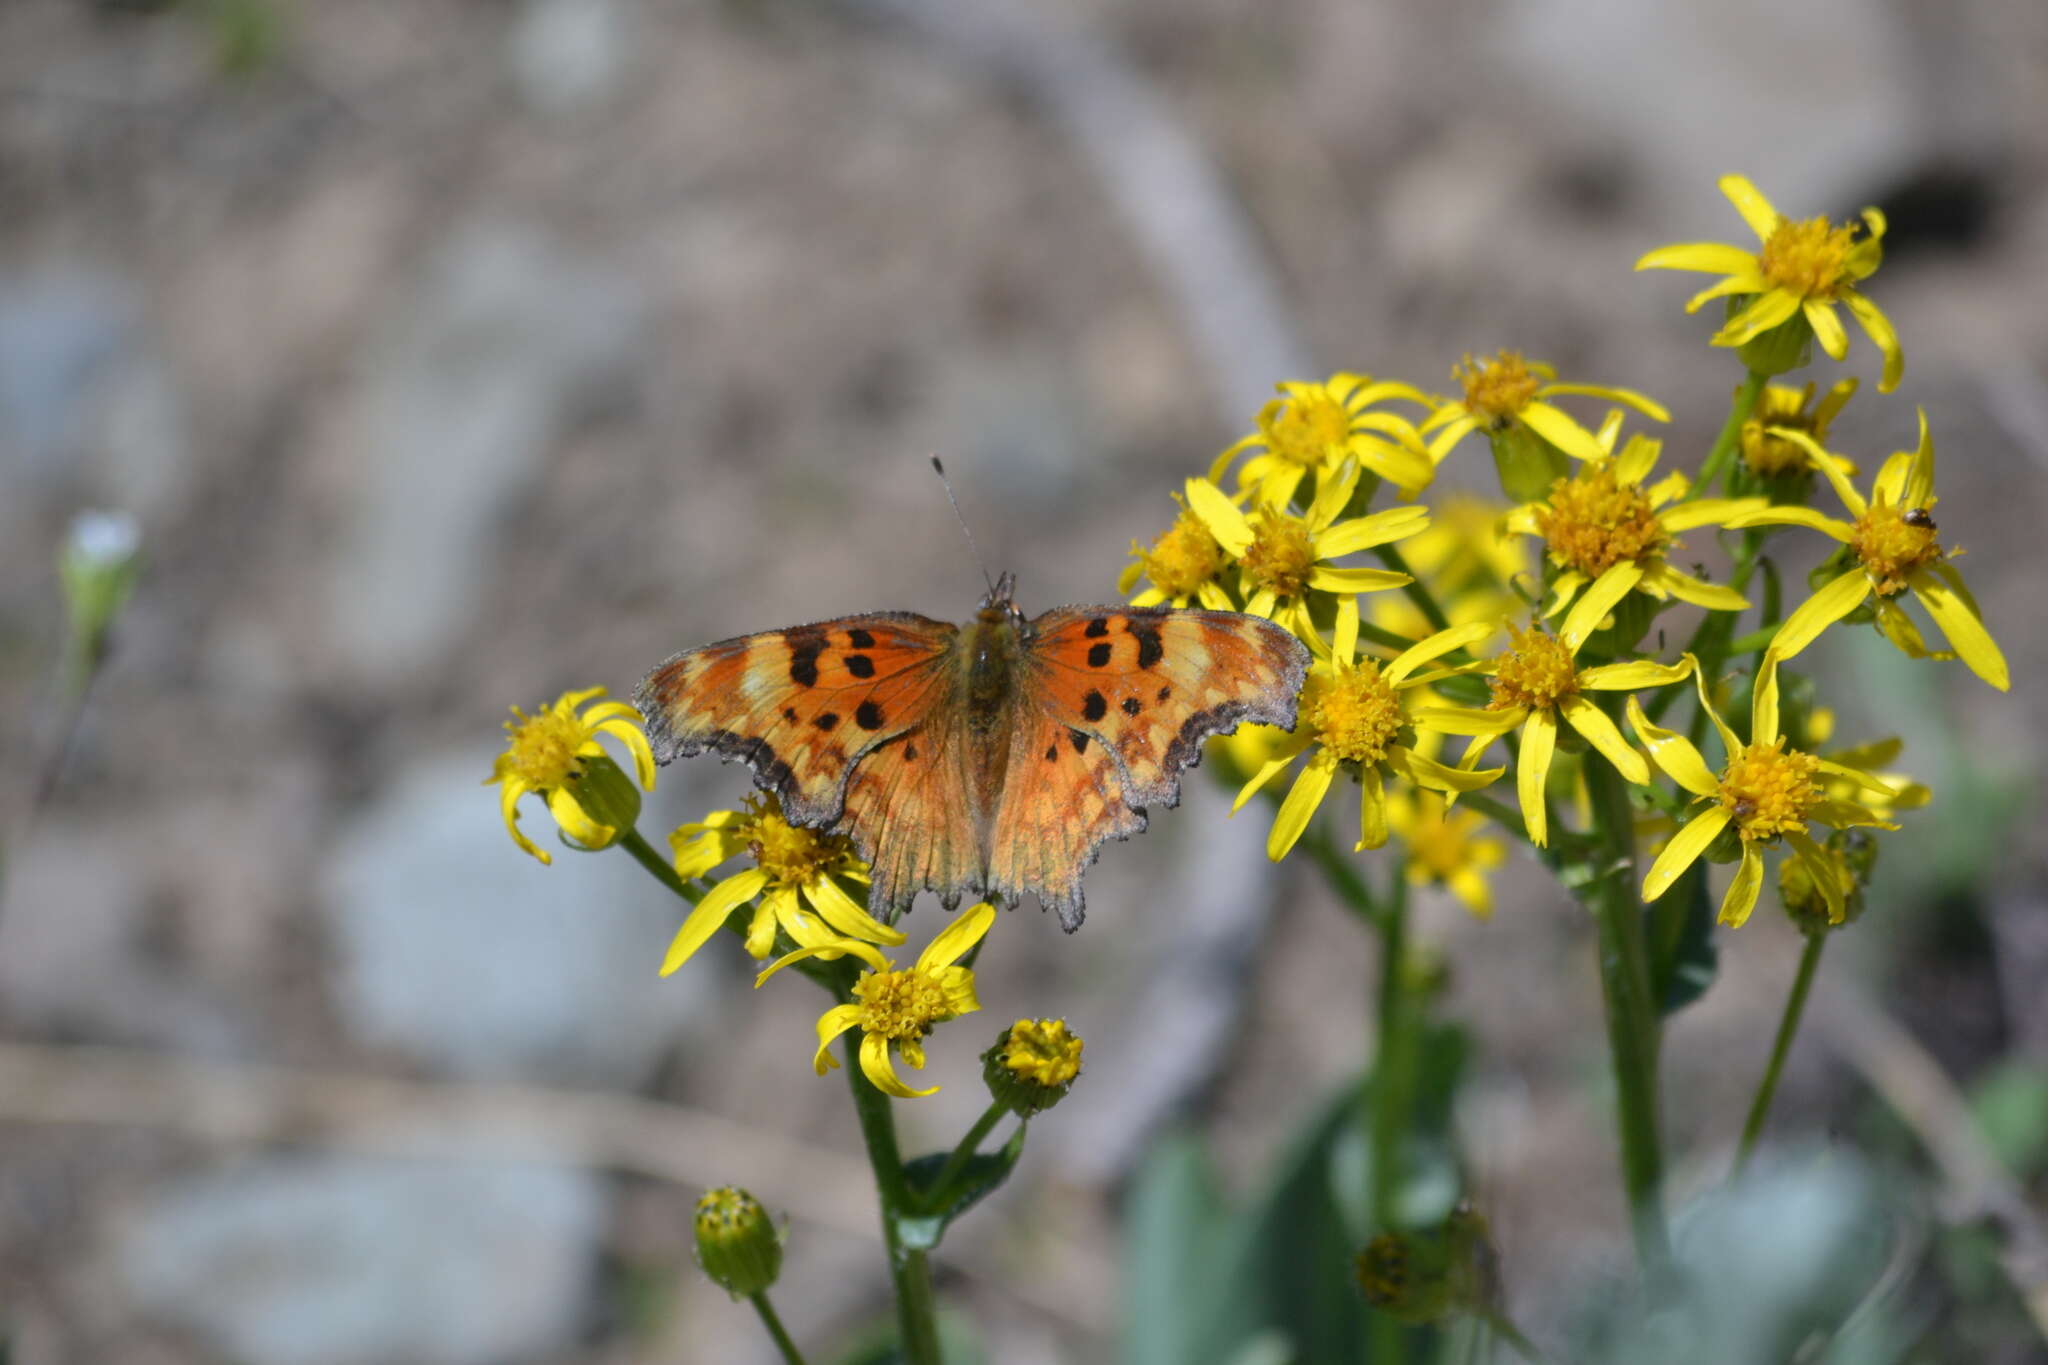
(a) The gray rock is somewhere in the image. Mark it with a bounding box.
[322,222,646,688]
[115,1154,607,1365]
[319,750,719,1086]
[508,0,632,118]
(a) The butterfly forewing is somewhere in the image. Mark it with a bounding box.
[635,613,955,826]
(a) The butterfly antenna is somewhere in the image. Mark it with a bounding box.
[931,456,997,598]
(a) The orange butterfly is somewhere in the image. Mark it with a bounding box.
[635,572,1309,931]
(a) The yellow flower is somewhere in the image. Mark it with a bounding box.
[1503,430,1763,625]
[1741,378,1859,480]
[1636,174,1901,393]
[487,687,656,864]
[1418,615,1692,846]
[1727,410,2008,691]
[1630,657,1896,927]
[1386,789,1507,918]
[1118,492,1236,609]
[662,794,905,972]
[1210,373,1437,508]
[1233,598,1503,857]
[1186,463,1425,644]
[759,903,997,1099]
[1421,351,1669,465]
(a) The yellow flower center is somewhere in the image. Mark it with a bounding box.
[1265,388,1353,466]
[1456,351,1541,427]
[855,968,954,1041]
[743,796,854,889]
[1004,1018,1084,1087]
[1535,465,1667,578]
[499,706,591,789]
[1135,503,1227,599]
[1718,738,1821,841]
[1306,662,1403,765]
[1849,502,1943,596]
[1487,626,1579,711]
[1740,385,1822,477]
[1241,507,1318,599]
[1756,215,1858,300]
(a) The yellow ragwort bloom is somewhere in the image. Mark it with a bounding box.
[1386,789,1507,918]
[1002,1017,1084,1088]
[759,902,996,1099]
[487,686,656,864]
[1421,351,1669,465]
[1234,597,1503,857]
[1210,372,1437,508]
[1118,491,1236,609]
[663,794,905,972]
[1186,463,1425,645]
[1503,429,1763,624]
[1419,612,1692,847]
[1728,411,2008,691]
[1631,657,1896,927]
[1636,174,1901,392]
[1741,378,1859,480]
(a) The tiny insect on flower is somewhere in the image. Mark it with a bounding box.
[757,903,997,1099]
[486,687,657,864]
[1636,174,1901,392]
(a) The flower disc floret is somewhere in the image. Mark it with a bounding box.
[1487,627,1578,711]
[746,800,855,889]
[1848,503,1942,596]
[1536,466,1666,578]
[1457,351,1543,426]
[1120,496,1231,608]
[855,968,955,1041]
[1305,662,1403,765]
[1757,216,1859,299]
[1718,738,1821,840]
[1003,1018,1083,1087]
[1242,508,1318,600]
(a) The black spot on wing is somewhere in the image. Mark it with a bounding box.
[1130,619,1165,669]
[856,699,886,730]
[783,707,798,722]
[1069,730,1090,754]
[787,628,827,687]
[1122,696,1142,716]
[846,653,876,679]
[1083,690,1108,722]
[847,628,876,649]
[1084,616,1110,638]
[1044,743,1059,761]
[814,712,839,731]
[1157,685,1172,702]
[1087,641,1112,667]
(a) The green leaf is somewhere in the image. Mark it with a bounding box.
[896,1126,1026,1251]
[1123,1134,1243,1365]
[1651,861,1718,1014]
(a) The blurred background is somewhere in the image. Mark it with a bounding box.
[2,0,2045,1361]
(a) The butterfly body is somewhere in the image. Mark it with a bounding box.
[636,574,1307,930]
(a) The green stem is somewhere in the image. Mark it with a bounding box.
[618,827,704,906]
[844,1036,945,1365]
[1734,932,1826,1175]
[1688,369,1768,500]
[922,1101,1008,1212]
[1374,545,1451,632]
[1583,753,1670,1268]
[748,1291,809,1365]
[1369,870,1413,1365]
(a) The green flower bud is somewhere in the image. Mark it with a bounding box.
[982,1018,1083,1118]
[58,510,141,681]
[694,1187,782,1298]
[1730,299,1813,379]
[1780,831,1872,934]
[561,753,642,850]
[1486,423,1570,505]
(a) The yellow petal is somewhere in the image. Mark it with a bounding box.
[1768,570,1871,662]
[1803,299,1849,360]
[548,786,614,850]
[1519,402,1608,463]
[1643,805,1732,902]
[812,1004,863,1074]
[1718,174,1782,242]
[1540,383,1672,424]
[1723,505,1855,540]
[1388,746,1504,793]
[1660,497,1770,534]
[1635,241,1761,275]
[663,868,769,975]
[1186,477,1254,553]
[918,901,997,971]
[1784,831,1846,925]
[1683,273,1771,314]
[1413,705,1526,737]
[1316,505,1432,558]
[804,875,907,946]
[1268,750,1338,860]
[1627,695,1719,798]
[1690,655,1743,761]
[498,779,549,865]
[1517,709,1558,847]
[1714,288,1801,346]
[1560,560,1645,649]
[1357,765,1388,852]
[1332,593,1359,665]
[1560,695,1649,786]
[1579,657,1692,690]
[1718,844,1765,927]
[1387,620,1495,684]
[1911,567,2009,691]
[1233,744,1307,812]
[1309,566,1413,594]
[1841,290,1903,393]
[862,1030,934,1098]
[1900,406,1935,510]
[1753,653,1781,744]
[1643,563,1749,612]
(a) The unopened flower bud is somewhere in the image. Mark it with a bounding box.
[1486,424,1570,505]
[694,1187,782,1298]
[561,753,642,850]
[1731,302,1813,380]
[982,1018,1083,1117]
[1780,832,1871,934]
[59,510,141,679]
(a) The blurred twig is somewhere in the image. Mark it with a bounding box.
[1811,979,2048,1341]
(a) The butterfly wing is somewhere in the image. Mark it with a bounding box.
[636,614,956,826]
[990,605,1310,929]
[831,725,984,917]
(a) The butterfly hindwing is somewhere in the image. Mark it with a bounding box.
[833,726,983,917]
[1021,606,1310,807]
[987,707,1147,931]
[636,613,954,825]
